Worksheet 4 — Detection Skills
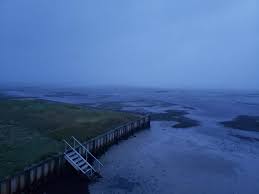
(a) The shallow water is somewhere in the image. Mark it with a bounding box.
[1,87,259,193]
[89,121,259,194]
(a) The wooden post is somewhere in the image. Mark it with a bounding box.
[0,179,10,194]
[92,140,95,153]
[6,179,10,194]
[10,176,18,194]
[99,138,102,153]
[56,155,62,175]
[95,139,98,152]
[105,134,108,147]
[101,137,103,149]
[24,169,29,192]
[107,134,109,145]
[116,129,119,143]
[50,159,55,174]
[19,174,25,192]
[131,123,134,134]
[37,166,41,181]
[29,168,35,186]
[43,162,49,182]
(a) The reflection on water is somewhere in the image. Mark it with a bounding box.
[35,169,90,194]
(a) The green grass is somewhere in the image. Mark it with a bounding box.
[0,99,139,179]
[151,110,200,128]
[220,115,259,132]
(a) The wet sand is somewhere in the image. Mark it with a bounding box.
[151,110,200,128]
[2,88,259,194]
[89,122,259,194]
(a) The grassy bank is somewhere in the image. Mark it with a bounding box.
[0,99,139,179]
[151,110,200,128]
[220,115,259,132]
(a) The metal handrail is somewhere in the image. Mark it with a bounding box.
[63,140,96,173]
[72,136,104,167]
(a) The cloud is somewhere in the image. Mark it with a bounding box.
[0,0,257,89]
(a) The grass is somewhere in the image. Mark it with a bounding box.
[151,110,200,128]
[220,115,259,132]
[0,99,139,179]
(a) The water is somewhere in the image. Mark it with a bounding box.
[1,87,259,193]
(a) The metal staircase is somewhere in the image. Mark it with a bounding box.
[63,136,103,178]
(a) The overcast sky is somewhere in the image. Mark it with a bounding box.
[0,0,258,89]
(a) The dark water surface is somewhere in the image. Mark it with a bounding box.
[1,87,259,193]
[34,171,90,194]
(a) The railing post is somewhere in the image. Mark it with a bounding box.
[2,178,11,194]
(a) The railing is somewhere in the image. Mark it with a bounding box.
[63,140,96,176]
[72,136,103,172]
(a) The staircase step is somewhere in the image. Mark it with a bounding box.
[84,168,92,174]
[67,151,77,157]
[78,160,85,167]
[70,154,79,160]
[81,164,88,170]
[64,137,102,178]
[73,157,81,163]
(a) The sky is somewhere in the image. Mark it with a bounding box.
[0,0,258,89]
